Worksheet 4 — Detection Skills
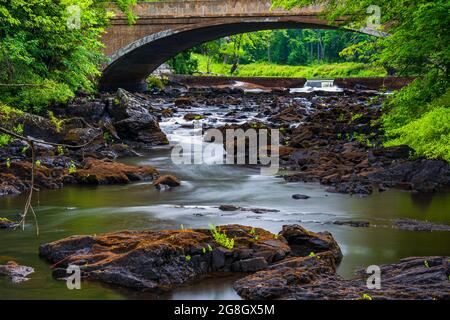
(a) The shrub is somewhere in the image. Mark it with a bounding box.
[384,89,450,162]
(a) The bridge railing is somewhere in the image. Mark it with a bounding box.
[109,0,324,20]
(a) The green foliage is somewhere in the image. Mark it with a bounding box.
[351,113,363,122]
[424,260,430,268]
[249,228,260,241]
[57,146,65,156]
[352,133,375,148]
[194,54,385,78]
[6,158,10,168]
[68,160,77,174]
[48,111,64,133]
[147,76,166,90]
[35,160,41,167]
[385,95,449,162]
[209,224,234,250]
[167,49,198,75]
[273,0,450,163]
[0,103,25,146]
[185,255,191,262]
[359,293,373,300]
[0,0,137,112]
[0,134,12,147]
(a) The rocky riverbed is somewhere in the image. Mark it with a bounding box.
[1,82,450,300]
[1,85,449,198]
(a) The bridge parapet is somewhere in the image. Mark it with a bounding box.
[108,1,325,22]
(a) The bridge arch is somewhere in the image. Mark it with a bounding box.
[99,1,381,92]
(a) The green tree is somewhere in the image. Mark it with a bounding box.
[167,49,199,75]
[0,0,136,113]
[272,0,450,162]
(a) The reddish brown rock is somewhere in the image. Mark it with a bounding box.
[0,158,158,196]
[67,158,158,185]
[39,225,291,290]
[234,256,450,300]
[153,174,181,189]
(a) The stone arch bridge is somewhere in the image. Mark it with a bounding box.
[100,0,379,92]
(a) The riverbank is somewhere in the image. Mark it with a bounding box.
[193,54,387,78]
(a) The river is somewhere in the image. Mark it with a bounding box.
[1,89,449,300]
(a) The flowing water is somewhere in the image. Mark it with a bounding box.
[1,93,450,300]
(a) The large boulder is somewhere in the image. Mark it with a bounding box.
[65,158,158,185]
[368,159,450,192]
[39,225,291,290]
[280,225,343,263]
[0,158,159,196]
[107,89,168,146]
[62,127,103,145]
[234,256,450,300]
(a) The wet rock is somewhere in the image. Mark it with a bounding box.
[218,205,280,214]
[110,144,142,158]
[160,108,174,117]
[368,159,450,193]
[0,160,65,193]
[232,257,268,272]
[333,220,370,228]
[55,96,107,122]
[174,97,192,107]
[108,89,168,146]
[292,194,310,200]
[153,175,181,189]
[280,225,343,263]
[219,205,240,211]
[0,261,35,283]
[234,254,337,300]
[21,114,66,143]
[62,127,103,145]
[393,219,450,232]
[39,225,290,290]
[0,173,25,196]
[0,157,159,196]
[234,256,450,300]
[67,158,158,185]
[0,218,18,229]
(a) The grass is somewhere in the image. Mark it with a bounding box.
[193,54,387,79]
[209,224,235,250]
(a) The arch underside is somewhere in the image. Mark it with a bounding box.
[99,20,370,92]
